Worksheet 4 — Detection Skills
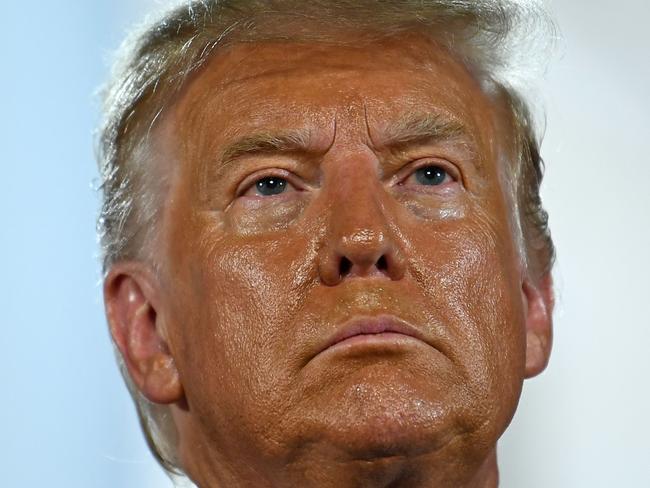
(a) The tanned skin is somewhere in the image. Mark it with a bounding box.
[105,33,553,488]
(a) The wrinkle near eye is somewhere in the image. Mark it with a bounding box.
[228,196,308,234]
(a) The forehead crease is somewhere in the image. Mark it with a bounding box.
[174,37,496,164]
[189,71,452,138]
[223,62,384,88]
[177,39,480,131]
[183,42,446,109]
[213,39,429,79]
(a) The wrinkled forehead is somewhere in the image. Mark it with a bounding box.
[170,35,504,145]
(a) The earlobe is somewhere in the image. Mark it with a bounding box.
[523,272,554,378]
[104,264,184,404]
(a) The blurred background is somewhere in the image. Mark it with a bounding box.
[1,0,648,486]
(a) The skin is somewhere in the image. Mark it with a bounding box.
[105,33,553,487]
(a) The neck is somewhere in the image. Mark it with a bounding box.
[469,448,499,488]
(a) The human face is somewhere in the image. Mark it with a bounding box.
[155,34,527,486]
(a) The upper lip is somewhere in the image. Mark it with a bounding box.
[317,314,428,355]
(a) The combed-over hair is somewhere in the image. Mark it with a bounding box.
[96,0,556,479]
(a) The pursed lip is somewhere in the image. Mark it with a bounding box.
[317,314,429,356]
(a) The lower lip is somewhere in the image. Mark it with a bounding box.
[325,332,423,353]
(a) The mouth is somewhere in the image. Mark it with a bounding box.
[317,314,430,357]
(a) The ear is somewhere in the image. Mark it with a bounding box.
[523,271,554,378]
[104,263,184,404]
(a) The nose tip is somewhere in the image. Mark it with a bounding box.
[340,229,389,276]
[318,227,406,286]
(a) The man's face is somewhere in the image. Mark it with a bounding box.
[154,34,527,484]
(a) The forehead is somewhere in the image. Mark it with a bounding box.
[171,35,498,148]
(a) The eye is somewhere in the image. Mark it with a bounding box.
[411,165,454,186]
[240,175,297,198]
[256,176,287,196]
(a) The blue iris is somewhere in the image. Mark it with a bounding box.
[256,177,287,196]
[415,166,447,186]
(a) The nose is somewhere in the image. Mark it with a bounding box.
[317,167,407,286]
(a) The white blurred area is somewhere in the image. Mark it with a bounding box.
[500,0,650,486]
[0,1,647,487]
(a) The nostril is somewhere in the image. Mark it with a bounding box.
[339,254,390,278]
[340,256,352,276]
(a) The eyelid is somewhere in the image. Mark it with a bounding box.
[397,158,461,185]
[234,158,462,198]
[236,168,300,197]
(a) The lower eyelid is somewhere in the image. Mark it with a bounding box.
[396,183,458,196]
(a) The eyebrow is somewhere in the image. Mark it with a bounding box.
[218,129,316,173]
[200,130,317,200]
[375,112,469,151]
[216,113,467,168]
[205,112,473,196]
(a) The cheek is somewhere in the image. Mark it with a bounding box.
[409,214,527,409]
[167,214,314,407]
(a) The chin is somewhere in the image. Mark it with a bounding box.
[296,363,482,462]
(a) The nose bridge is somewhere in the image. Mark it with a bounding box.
[332,166,386,249]
[317,149,406,284]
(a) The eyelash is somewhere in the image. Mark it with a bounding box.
[400,161,458,188]
[237,168,298,198]
[237,161,459,198]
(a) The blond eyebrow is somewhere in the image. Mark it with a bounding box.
[219,130,314,169]
[377,112,468,149]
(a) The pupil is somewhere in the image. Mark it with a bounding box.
[415,166,446,186]
[256,177,286,196]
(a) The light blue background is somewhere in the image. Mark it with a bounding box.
[1,1,648,486]
[0,1,170,486]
